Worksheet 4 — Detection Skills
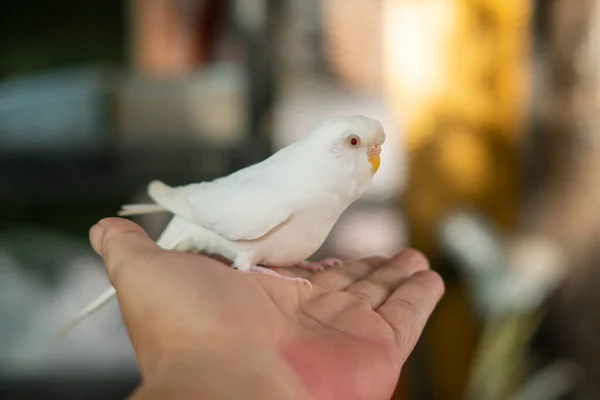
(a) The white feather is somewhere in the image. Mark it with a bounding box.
[117,204,166,216]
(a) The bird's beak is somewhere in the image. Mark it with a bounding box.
[367,144,381,174]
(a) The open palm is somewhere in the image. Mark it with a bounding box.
[90,218,444,400]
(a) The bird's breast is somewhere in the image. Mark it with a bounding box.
[253,206,343,267]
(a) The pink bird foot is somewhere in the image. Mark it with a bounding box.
[246,266,313,289]
[297,258,344,272]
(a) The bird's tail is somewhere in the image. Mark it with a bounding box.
[57,216,192,340]
[56,287,117,339]
[117,203,167,216]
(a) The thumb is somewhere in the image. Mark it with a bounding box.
[89,217,164,288]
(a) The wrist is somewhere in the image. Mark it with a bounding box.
[129,343,312,400]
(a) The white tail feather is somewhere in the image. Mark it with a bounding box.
[117,204,166,216]
[57,287,117,339]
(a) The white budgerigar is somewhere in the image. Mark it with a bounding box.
[59,115,386,337]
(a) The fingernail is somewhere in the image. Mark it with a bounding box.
[89,224,105,255]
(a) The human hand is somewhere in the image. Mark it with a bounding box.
[89,218,444,400]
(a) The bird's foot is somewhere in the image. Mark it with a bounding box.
[246,266,313,289]
[297,258,343,272]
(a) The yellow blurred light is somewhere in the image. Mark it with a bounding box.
[383,0,455,99]
[438,129,491,198]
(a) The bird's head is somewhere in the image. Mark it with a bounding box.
[308,115,386,178]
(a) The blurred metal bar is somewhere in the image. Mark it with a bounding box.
[230,0,284,151]
[130,0,199,76]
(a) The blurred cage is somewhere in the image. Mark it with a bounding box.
[1,0,600,399]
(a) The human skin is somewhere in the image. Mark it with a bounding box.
[89,217,444,400]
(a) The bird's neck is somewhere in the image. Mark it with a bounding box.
[324,159,373,204]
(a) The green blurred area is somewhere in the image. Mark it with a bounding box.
[0,1,126,79]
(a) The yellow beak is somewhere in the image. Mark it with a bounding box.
[368,144,382,174]
[368,154,381,174]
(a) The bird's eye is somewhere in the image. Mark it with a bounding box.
[347,135,360,146]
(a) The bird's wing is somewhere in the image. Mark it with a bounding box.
[147,174,294,241]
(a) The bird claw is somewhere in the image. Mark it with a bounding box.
[297,258,343,272]
[245,266,313,289]
[320,258,344,268]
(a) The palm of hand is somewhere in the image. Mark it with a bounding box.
[117,247,442,400]
[262,255,437,400]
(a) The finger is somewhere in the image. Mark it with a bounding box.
[310,256,389,294]
[90,217,165,289]
[345,250,430,309]
[377,270,444,363]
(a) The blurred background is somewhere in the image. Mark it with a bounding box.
[0,0,598,399]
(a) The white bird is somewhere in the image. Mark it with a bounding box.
[59,115,386,337]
